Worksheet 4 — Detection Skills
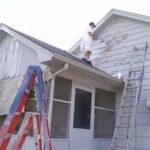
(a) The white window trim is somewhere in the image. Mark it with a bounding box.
[53,98,71,104]
[95,106,116,112]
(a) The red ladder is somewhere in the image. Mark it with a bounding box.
[0,66,52,150]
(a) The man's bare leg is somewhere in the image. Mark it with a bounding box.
[86,51,92,61]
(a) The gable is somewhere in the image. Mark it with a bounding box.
[70,9,150,55]
[70,12,150,80]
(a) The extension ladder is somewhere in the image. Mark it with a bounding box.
[111,43,148,150]
[0,66,52,150]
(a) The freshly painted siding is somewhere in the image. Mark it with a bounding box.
[0,34,39,79]
[73,17,150,149]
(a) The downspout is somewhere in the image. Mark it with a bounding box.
[50,63,69,79]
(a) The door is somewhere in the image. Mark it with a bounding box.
[70,85,94,150]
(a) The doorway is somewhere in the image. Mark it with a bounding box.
[70,85,94,150]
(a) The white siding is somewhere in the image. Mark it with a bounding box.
[92,138,111,150]
[8,136,70,150]
[0,35,40,79]
[73,16,150,149]
[17,42,39,75]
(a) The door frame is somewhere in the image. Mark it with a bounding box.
[69,83,95,140]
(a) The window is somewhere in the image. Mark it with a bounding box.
[54,76,71,101]
[94,88,116,138]
[73,88,92,129]
[51,101,70,138]
[51,77,72,138]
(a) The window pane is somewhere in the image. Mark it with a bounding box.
[73,88,92,129]
[51,101,70,138]
[94,88,116,138]
[54,77,72,101]
[95,89,115,109]
[94,109,115,138]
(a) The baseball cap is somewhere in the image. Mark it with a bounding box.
[89,22,96,27]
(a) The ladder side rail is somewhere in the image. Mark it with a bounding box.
[36,67,52,150]
[33,114,42,150]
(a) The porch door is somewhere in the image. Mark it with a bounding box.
[70,85,94,150]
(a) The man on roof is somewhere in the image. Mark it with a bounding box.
[80,22,99,64]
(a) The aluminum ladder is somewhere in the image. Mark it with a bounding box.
[111,43,148,150]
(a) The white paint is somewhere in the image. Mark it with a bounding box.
[0,35,17,78]
[0,33,50,79]
[8,136,70,150]
[69,84,94,150]
[17,42,38,75]
[92,138,112,150]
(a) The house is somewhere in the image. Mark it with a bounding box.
[70,9,150,150]
[1,8,150,150]
[0,23,123,150]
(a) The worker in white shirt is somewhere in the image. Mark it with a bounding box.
[80,22,96,64]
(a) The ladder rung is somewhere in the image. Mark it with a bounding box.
[28,98,36,100]
[20,130,29,135]
[115,136,128,139]
[124,99,135,102]
[121,104,134,107]
[130,69,140,72]
[124,95,136,98]
[119,114,132,117]
[128,77,139,81]
[4,133,12,139]
[117,125,131,128]
[126,86,138,89]
[14,112,21,115]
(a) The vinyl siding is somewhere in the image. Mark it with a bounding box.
[73,16,150,149]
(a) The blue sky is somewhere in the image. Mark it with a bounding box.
[0,0,150,50]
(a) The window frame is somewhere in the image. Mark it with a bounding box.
[50,76,72,139]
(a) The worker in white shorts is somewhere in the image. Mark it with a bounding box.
[80,22,96,64]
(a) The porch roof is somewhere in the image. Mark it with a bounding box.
[2,23,124,87]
